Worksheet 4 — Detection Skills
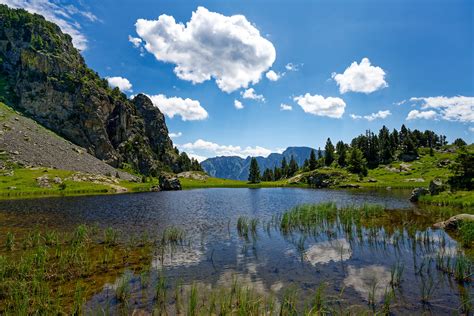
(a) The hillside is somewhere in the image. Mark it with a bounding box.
[0,102,136,179]
[201,146,318,180]
[0,5,192,176]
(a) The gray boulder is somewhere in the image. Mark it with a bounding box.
[429,179,446,195]
[159,174,182,191]
[433,214,474,230]
[410,187,429,202]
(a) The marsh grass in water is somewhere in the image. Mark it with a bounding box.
[1,202,473,314]
[0,225,158,314]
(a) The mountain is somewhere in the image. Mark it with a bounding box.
[0,5,183,176]
[201,147,319,180]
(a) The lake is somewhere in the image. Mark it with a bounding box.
[0,188,472,314]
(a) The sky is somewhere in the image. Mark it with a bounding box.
[2,0,473,161]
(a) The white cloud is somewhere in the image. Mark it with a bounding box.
[332,58,388,94]
[134,6,276,92]
[128,35,142,48]
[469,127,474,133]
[285,63,301,71]
[409,96,474,122]
[106,76,133,92]
[266,70,281,81]
[169,132,182,138]
[234,100,244,110]
[280,103,292,111]
[406,110,438,120]
[241,88,265,102]
[293,93,346,118]
[187,153,207,163]
[0,0,96,50]
[350,110,391,121]
[147,94,208,121]
[179,139,273,159]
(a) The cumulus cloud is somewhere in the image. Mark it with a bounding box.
[293,93,346,118]
[409,96,474,122]
[169,132,182,138]
[134,6,276,92]
[350,110,391,121]
[332,58,388,94]
[241,88,265,102]
[179,139,273,159]
[280,103,292,111]
[234,100,244,110]
[406,110,438,120]
[0,0,97,50]
[266,70,281,81]
[106,76,133,92]
[469,127,474,133]
[147,94,208,121]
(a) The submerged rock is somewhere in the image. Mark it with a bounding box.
[159,174,182,191]
[409,187,429,202]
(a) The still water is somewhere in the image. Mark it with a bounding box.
[0,188,471,314]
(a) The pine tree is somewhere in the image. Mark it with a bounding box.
[379,125,393,164]
[317,147,323,160]
[288,155,298,177]
[348,148,368,176]
[248,157,261,183]
[324,138,335,166]
[274,166,282,180]
[336,141,347,167]
[281,157,288,178]
[309,149,317,170]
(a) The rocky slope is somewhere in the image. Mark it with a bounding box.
[0,5,181,175]
[0,102,136,180]
[201,147,318,180]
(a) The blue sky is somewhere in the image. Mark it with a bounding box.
[3,0,473,160]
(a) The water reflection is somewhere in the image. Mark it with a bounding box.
[343,265,391,302]
[305,238,352,265]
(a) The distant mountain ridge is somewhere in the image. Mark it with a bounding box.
[201,147,320,180]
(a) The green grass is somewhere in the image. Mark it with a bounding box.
[419,191,474,209]
[0,167,155,200]
[179,175,302,189]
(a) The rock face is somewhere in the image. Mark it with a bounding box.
[159,174,182,191]
[0,5,179,175]
[409,187,430,202]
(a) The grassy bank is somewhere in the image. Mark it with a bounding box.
[419,190,474,209]
[179,175,301,189]
[0,167,155,200]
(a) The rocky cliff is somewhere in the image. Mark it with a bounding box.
[0,5,181,175]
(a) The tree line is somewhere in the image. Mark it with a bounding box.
[248,125,466,183]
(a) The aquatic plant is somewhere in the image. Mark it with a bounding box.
[5,231,14,251]
[115,274,131,303]
[104,227,118,245]
[161,226,185,245]
[390,261,405,287]
[187,283,198,316]
[237,216,250,238]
